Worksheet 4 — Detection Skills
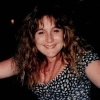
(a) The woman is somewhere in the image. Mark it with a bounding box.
[0,4,100,99]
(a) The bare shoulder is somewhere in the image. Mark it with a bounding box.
[0,57,18,79]
[85,60,100,88]
[0,57,16,69]
[0,57,13,65]
[86,60,100,72]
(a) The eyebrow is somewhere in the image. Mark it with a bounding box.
[36,26,61,33]
[36,29,44,31]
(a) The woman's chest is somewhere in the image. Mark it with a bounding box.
[33,69,91,100]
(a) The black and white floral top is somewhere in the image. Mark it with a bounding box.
[32,52,100,100]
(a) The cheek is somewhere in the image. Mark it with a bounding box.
[35,36,44,44]
[55,34,64,41]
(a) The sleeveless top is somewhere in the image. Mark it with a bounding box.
[32,52,100,100]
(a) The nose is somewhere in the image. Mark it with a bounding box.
[46,33,54,43]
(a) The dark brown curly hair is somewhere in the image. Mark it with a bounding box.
[14,4,93,88]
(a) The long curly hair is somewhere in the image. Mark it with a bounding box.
[14,4,93,88]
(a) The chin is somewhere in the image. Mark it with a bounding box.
[45,53,59,58]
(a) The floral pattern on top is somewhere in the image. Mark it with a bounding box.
[32,52,100,100]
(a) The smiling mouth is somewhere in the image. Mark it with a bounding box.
[44,44,56,49]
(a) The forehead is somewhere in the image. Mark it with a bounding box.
[38,16,55,28]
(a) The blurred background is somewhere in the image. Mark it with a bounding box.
[0,0,100,99]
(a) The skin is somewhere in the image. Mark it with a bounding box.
[35,16,66,83]
[0,16,100,88]
[0,57,17,78]
[85,60,100,88]
[35,16,64,59]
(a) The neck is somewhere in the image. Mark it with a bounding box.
[39,56,66,84]
[40,57,57,73]
[44,54,61,72]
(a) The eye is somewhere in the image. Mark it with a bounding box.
[52,28,62,33]
[36,30,45,34]
[38,31,44,34]
[53,29,59,32]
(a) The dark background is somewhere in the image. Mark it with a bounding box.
[0,0,100,99]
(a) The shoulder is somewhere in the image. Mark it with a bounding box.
[76,51,100,87]
[0,58,13,68]
[85,57,100,88]
[0,57,18,78]
[77,51,100,67]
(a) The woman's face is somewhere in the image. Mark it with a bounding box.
[35,16,64,59]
